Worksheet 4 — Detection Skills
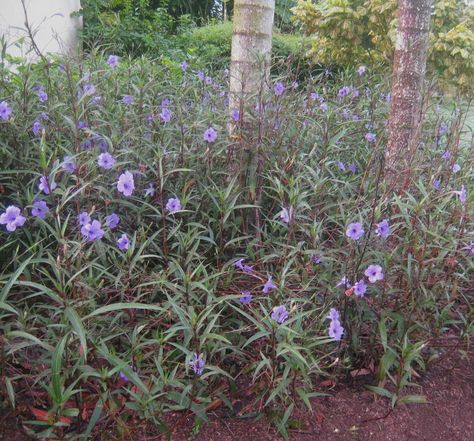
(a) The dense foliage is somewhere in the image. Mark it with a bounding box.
[0,53,473,439]
[292,0,474,94]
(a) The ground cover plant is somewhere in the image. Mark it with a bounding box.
[0,51,473,440]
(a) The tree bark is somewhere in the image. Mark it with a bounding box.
[229,0,275,117]
[385,0,433,185]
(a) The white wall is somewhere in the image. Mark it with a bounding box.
[0,0,82,60]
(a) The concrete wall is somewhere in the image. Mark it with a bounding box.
[0,0,82,60]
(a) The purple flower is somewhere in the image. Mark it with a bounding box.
[117,233,130,251]
[364,264,384,283]
[205,76,213,85]
[433,179,440,190]
[375,219,390,239]
[117,171,135,197]
[38,176,57,195]
[78,212,91,226]
[354,279,367,297]
[197,71,205,81]
[274,82,285,96]
[91,96,102,105]
[166,197,182,213]
[442,150,451,161]
[455,185,467,205]
[160,107,172,123]
[97,152,116,170]
[346,222,364,241]
[233,258,253,273]
[203,127,217,143]
[35,86,48,103]
[338,86,351,98]
[81,220,104,241]
[81,139,93,150]
[31,199,49,219]
[231,109,240,122]
[119,372,129,382]
[262,276,277,294]
[239,291,253,304]
[348,163,357,173]
[452,163,461,174]
[338,161,346,171]
[271,305,289,324]
[327,308,340,322]
[107,55,119,68]
[320,102,328,112]
[279,207,291,223]
[32,120,44,136]
[336,276,351,288]
[189,353,204,375]
[83,84,96,96]
[0,101,13,120]
[0,206,26,231]
[463,241,474,254]
[328,319,344,341]
[292,81,299,90]
[145,184,155,197]
[122,95,134,105]
[365,132,376,142]
[310,254,322,264]
[106,213,120,229]
[180,61,188,72]
[357,65,366,76]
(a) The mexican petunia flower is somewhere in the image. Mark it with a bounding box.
[310,254,322,264]
[0,206,26,231]
[274,82,285,96]
[117,171,135,197]
[0,101,13,120]
[271,305,289,324]
[326,308,340,322]
[357,65,366,76]
[83,84,96,96]
[81,220,104,241]
[31,199,49,219]
[122,95,134,105]
[231,109,240,122]
[455,185,467,205]
[203,127,217,143]
[452,163,461,174]
[262,276,277,294]
[78,212,91,226]
[97,152,116,170]
[279,207,291,223]
[375,219,390,239]
[239,291,252,305]
[106,213,120,229]
[107,54,119,68]
[189,353,204,376]
[328,319,344,341]
[346,222,364,241]
[365,132,376,142]
[34,86,48,103]
[364,264,384,283]
[336,276,351,288]
[145,184,155,197]
[354,279,367,297]
[180,61,188,72]
[38,176,57,194]
[32,120,44,136]
[160,107,172,123]
[166,197,182,213]
[117,233,130,251]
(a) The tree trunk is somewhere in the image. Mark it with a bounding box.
[385,0,432,185]
[229,0,275,117]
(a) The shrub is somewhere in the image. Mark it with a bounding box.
[0,53,472,439]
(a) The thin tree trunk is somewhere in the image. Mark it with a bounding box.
[385,0,433,186]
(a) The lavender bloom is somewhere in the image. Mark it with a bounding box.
[203,127,217,143]
[160,107,172,123]
[274,82,285,96]
[280,207,291,223]
[106,213,120,229]
[83,84,96,96]
[348,163,357,173]
[452,163,461,174]
[78,212,91,226]
[327,308,340,322]
[189,353,205,376]
[205,76,213,85]
[375,219,390,239]
[357,65,366,76]
[242,264,253,273]
[122,95,134,105]
[364,264,384,283]
[234,258,253,273]
[338,86,351,98]
[117,171,135,197]
[231,109,240,122]
[262,276,277,294]
[62,156,76,173]
[271,305,289,324]
[166,197,182,213]
[145,184,155,197]
[180,61,188,72]
[77,120,86,129]
[336,276,351,288]
[31,199,49,219]
[0,101,13,120]
[117,233,130,251]
[346,222,364,241]
[365,132,376,142]
[97,152,116,170]
[328,319,344,341]
[239,291,253,305]
[0,206,26,231]
[81,220,104,241]
[433,179,440,190]
[107,55,119,68]
[354,279,367,297]
[38,176,57,195]
[35,86,48,103]
[338,161,346,171]
[32,120,44,136]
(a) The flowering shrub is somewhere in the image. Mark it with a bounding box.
[0,54,472,439]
